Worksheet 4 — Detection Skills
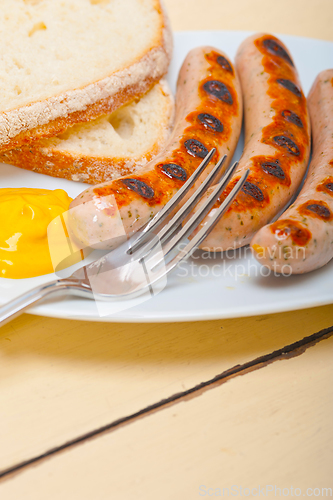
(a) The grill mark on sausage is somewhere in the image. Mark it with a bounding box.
[217,55,233,73]
[317,177,333,196]
[273,135,300,156]
[298,200,333,221]
[241,181,264,202]
[262,39,294,66]
[161,163,187,182]
[205,176,269,214]
[306,204,331,219]
[121,179,155,199]
[281,109,303,128]
[261,160,286,179]
[251,155,291,188]
[276,78,302,97]
[197,113,224,132]
[203,80,233,104]
[271,219,311,246]
[184,138,209,158]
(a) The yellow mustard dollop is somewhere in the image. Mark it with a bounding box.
[0,188,75,279]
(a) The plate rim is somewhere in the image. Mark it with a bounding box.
[1,29,333,323]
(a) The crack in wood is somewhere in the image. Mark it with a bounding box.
[1,324,332,481]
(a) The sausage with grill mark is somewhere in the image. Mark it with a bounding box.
[190,33,311,252]
[251,69,333,274]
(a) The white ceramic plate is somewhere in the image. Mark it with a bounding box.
[1,30,333,323]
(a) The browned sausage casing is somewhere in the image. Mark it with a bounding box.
[251,69,333,274]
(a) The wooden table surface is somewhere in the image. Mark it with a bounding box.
[1,0,333,497]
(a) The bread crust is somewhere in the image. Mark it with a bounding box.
[0,80,175,184]
[0,140,164,185]
[0,0,173,153]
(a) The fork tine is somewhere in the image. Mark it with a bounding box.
[149,160,241,269]
[143,169,249,287]
[81,169,249,300]
[128,148,217,254]
[152,160,239,265]
[134,154,230,262]
[148,154,228,246]
[164,169,250,273]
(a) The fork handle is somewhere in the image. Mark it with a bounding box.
[0,279,92,327]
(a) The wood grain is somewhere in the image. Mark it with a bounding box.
[1,333,332,498]
[0,305,332,473]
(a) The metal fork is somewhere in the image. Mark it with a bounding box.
[0,149,249,326]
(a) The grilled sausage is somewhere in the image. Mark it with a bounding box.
[191,33,311,251]
[251,69,333,274]
[68,46,243,249]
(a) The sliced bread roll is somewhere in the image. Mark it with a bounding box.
[0,0,172,153]
[0,80,175,184]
